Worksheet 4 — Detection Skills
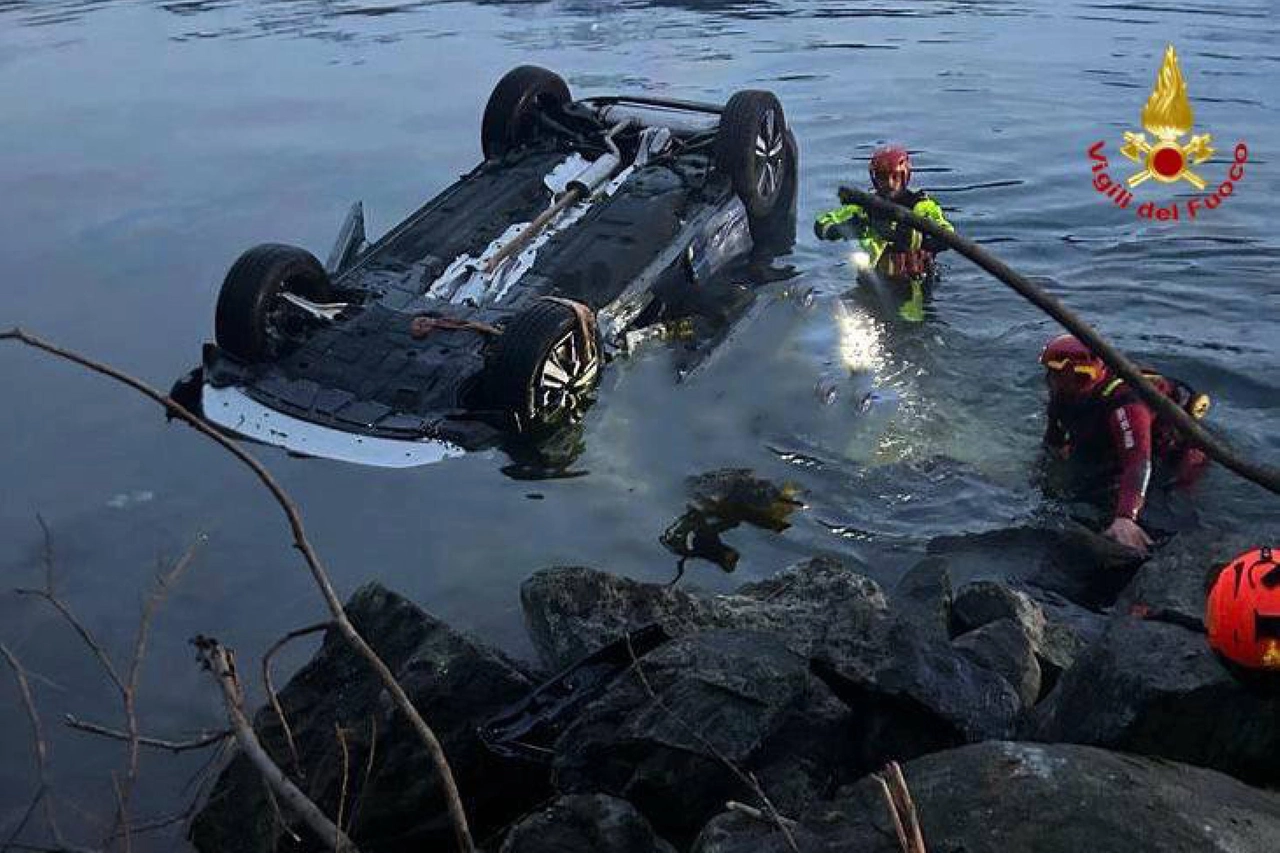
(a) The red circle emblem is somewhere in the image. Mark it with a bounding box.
[1151,146,1185,178]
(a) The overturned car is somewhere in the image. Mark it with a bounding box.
[192,65,797,467]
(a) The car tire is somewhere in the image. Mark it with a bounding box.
[481,65,572,160]
[214,243,332,362]
[716,90,790,218]
[487,299,602,431]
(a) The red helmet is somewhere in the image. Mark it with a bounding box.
[869,145,911,195]
[1040,333,1107,398]
[1207,547,1280,671]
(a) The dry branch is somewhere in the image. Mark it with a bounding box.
[64,715,230,753]
[2,328,474,852]
[195,637,358,853]
[262,622,332,780]
[874,761,926,853]
[0,643,66,852]
[623,636,800,853]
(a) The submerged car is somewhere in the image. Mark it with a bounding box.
[192,65,797,467]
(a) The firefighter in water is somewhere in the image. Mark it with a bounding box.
[814,145,954,321]
[1039,334,1210,556]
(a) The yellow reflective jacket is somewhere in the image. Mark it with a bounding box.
[814,191,953,279]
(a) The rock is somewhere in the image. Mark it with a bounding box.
[191,583,548,853]
[1115,528,1272,627]
[812,618,1021,763]
[693,741,1280,853]
[952,618,1042,707]
[1027,616,1280,785]
[552,629,822,841]
[499,794,676,853]
[928,522,1141,609]
[521,557,886,671]
[889,557,952,640]
[951,580,1044,638]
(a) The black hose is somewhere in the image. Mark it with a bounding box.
[838,186,1280,497]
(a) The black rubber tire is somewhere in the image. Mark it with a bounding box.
[214,243,331,362]
[716,90,790,218]
[481,65,572,160]
[486,300,601,431]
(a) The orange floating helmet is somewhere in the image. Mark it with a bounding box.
[1206,547,1280,670]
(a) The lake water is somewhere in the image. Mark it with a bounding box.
[1,0,1276,847]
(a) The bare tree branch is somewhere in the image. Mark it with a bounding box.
[109,774,131,853]
[334,725,351,851]
[113,537,204,846]
[63,715,230,754]
[623,635,800,853]
[18,517,124,696]
[347,716,377,837]
[874,761,926,853]
[0,643,66,852]
[262,622,332,780]
[194,637,358,853]
[3,327,474,853]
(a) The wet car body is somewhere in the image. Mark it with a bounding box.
[195,66,798,467]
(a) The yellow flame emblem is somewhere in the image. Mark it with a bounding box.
[1264,641,1280,670]
[1119,45,1214,190]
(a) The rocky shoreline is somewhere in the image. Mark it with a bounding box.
[191,521,1280,852]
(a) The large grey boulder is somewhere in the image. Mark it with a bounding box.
[521,556,887,671]
[694,741,1280,853]
[551,629,827,840]
[952,618,1042,707]
[191,584,546,853]
[499,794,677,853]
[1027,615,1280,785]
[813,618,1022,754]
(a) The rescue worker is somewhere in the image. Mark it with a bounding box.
[814,145,954,321]
[1040,333,1210,556]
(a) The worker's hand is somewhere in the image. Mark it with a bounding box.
[838,185,859,205]
[1104,517,1153,556]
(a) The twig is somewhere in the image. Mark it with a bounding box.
[194,637,358,853]
[873,761,926,853]
[113,538,203,846]
[2,328,474,852]
[262,622,332,780]
[18,518,125,696]
[623,636,800,853]
[724,800,797,828]
[110,773,131,853]
[64,715,230,753]
[346,717,377,837]
[334,725,351,851]
[0,643,66,851]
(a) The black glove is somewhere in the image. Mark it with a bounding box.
[890,224,915,252]
[837,185,858,205]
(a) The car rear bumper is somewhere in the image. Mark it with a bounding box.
[201,383,465,468]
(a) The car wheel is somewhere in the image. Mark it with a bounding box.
[481,65,571,160]
[214,243,332,362]
[487,299,602,431]
[716,89,789,218]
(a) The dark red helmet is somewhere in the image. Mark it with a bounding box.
[1207,547,1280,671]
[1040,333,1107,397]
[869,145,911,195]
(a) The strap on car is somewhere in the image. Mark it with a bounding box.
[539,296,599,364]
[409,315,502,339]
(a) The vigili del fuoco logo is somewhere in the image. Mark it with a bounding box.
[1087,44,1248,222]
